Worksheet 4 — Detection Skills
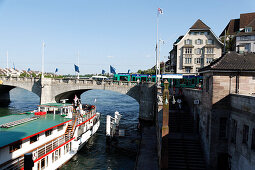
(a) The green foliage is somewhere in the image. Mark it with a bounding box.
[137,68,155,75]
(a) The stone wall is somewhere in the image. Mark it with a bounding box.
[229,94,255,170]
[183,73,255,169]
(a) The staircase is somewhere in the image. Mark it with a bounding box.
[168,96,206,170]
[65,118,77,141]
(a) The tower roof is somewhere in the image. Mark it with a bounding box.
[190,19,210,30]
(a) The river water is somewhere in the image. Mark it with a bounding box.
[0,88,139,170]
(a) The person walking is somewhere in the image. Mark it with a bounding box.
[177,98,182,110]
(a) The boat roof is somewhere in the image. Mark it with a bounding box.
[38,103,73,108]
[0,114,71,148]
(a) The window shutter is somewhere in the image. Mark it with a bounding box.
[195,40,197,44]
[190,40,192,45]
[201,40,203,44]
[184,40,187,45]
[206,40,208,44]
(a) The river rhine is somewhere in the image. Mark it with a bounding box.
[0,88,139,170]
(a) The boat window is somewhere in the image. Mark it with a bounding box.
[9,141,22,153]
[41,158,45,169]
[52,153,54,163]
[30,135,39,144]
[46,156,48,167]
[59,148,61,158]
[55,150,59,161]
[57,124,64,131]
[45,129,53,137]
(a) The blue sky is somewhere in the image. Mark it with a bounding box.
[0,0,254,74]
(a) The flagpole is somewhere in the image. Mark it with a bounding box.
[156,11,159,84]
[6,51,9,76]
[77,49,80,80]
[42,41,45,78]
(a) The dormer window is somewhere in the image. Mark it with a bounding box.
[196,39,203,45]
[185,39,192,45]
[245,27,252,33]
[207,39,213,45]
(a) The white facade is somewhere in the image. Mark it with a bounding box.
[175,29,223,75]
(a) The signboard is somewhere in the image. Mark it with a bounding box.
[162,74,183,79]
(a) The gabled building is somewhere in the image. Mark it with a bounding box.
[236,18,255,53]
[220,12,255,53]
[169,19,223,75]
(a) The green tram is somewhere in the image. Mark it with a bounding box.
[113,73,156,82]
[162,75,203,88]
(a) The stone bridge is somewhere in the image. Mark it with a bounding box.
[0,77,156,120]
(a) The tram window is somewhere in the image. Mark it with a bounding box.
[120,76,128,81]
[192,79,195,84]
[141,77,147,81]
[132,77,136,81]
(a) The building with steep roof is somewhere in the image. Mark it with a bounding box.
[169,19,223,75]
[220,12,255,53]
[183,52,255,169]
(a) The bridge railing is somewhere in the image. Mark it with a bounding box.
[0,76,152,87]
[0,76,40,82]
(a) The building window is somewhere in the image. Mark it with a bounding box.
[207,39,213,45]
[9,141,22,153]
[206,58,213,64]
[196,68,200,72]
[200,32,204,35]
[207,48,214,54]
[185,39,192,45]
[185,48,192,54]
[219,118,227,139]
[195,48,202,54]
[243,125,249,145]
[195,58,204,64]
[251,129,255,150]
[30,134,39,144]
[184,58,192,64]
[45,129,53,137]
[231,119,237,144]
[196,39,203,45]
[245,27,252,33]
[240,36,251,41]
[57,124,64,131]
[185,67,191,73]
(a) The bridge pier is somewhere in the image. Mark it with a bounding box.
[0,86,15,106]
[138,83,156,121]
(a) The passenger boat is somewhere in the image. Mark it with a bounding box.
[0,100,100,170]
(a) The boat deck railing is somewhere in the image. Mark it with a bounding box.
[0,134,69,170]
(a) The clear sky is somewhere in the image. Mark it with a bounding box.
[0,0,254,75]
